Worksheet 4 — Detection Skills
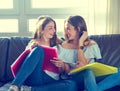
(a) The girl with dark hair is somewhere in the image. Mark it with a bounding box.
[51,15,120,91]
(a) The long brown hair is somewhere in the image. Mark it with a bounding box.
[33,16,58,47]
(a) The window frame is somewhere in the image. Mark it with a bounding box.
[25,0,88,15]
[0,0,19,15]
[0,0,107,37]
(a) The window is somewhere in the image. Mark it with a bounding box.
[28,19,36,32]
[0,0,19,37]
[31,0,81,8]
[25,0,89,15]
[0,0,108,37]
[0,0,19,14]
[26,0,89,37]
[0,19,18,33]
[0,0,13,9]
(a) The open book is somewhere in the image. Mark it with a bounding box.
[68,62,118,77]
[11,46,59,77]
[42,46,60,74]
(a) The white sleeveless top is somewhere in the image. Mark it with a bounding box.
[45,44,102,80]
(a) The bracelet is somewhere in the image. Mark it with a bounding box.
[79,46,84,50]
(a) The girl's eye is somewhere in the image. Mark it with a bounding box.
[49,27,55,30]
[65,27,69,31]
[49,28,52,29]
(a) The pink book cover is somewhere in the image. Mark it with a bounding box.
[11,46,59,77]
[11,49,31,77]
[41,46,60,74]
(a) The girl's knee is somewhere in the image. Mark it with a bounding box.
[84,69,93,74]
[83,69,94,77]
[29,46,44,60]
[32,46,44,55]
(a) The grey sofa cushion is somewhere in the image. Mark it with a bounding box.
[6,37,31,81]
[0,38,9,83]
[89,34,120,67]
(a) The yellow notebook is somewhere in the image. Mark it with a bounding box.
[68,62,118,76]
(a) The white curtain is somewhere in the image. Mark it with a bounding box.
[88,0,120,35]
[106,0,120,34]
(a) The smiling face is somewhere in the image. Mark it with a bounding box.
[64,21,79,41]
[42,21,56,39]
[34,16,56,39]
[33,16,57,47]
[64,15,88,41]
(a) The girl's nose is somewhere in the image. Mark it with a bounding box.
[53,28,56,33]
[66,29,70,33]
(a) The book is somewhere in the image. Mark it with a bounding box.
[11,46,59,77]
[11,49,31,77]
[68,62,118,77]
[41,46,60,74]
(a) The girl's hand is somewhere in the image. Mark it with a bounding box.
[79,31,88,46]
[30,41,39,49]
[50,57,64,68]
[26,40,40,49]
[76,61,86,68]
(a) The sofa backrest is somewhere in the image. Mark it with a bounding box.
[0,37,31,85]
[6,37,31,82]
[0,38,9,84]
[89,34,120,67]
[0,34,120,86]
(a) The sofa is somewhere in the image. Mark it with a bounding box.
[0,34,120,91]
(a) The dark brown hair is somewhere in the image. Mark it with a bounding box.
[64,15,87,39]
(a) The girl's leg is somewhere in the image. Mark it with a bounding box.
[72,69,99,91]
[31,80,77,91]
[11,46,45,87]
[83,69,100,91]
[97,68,120,90]
[71,71,84,91]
